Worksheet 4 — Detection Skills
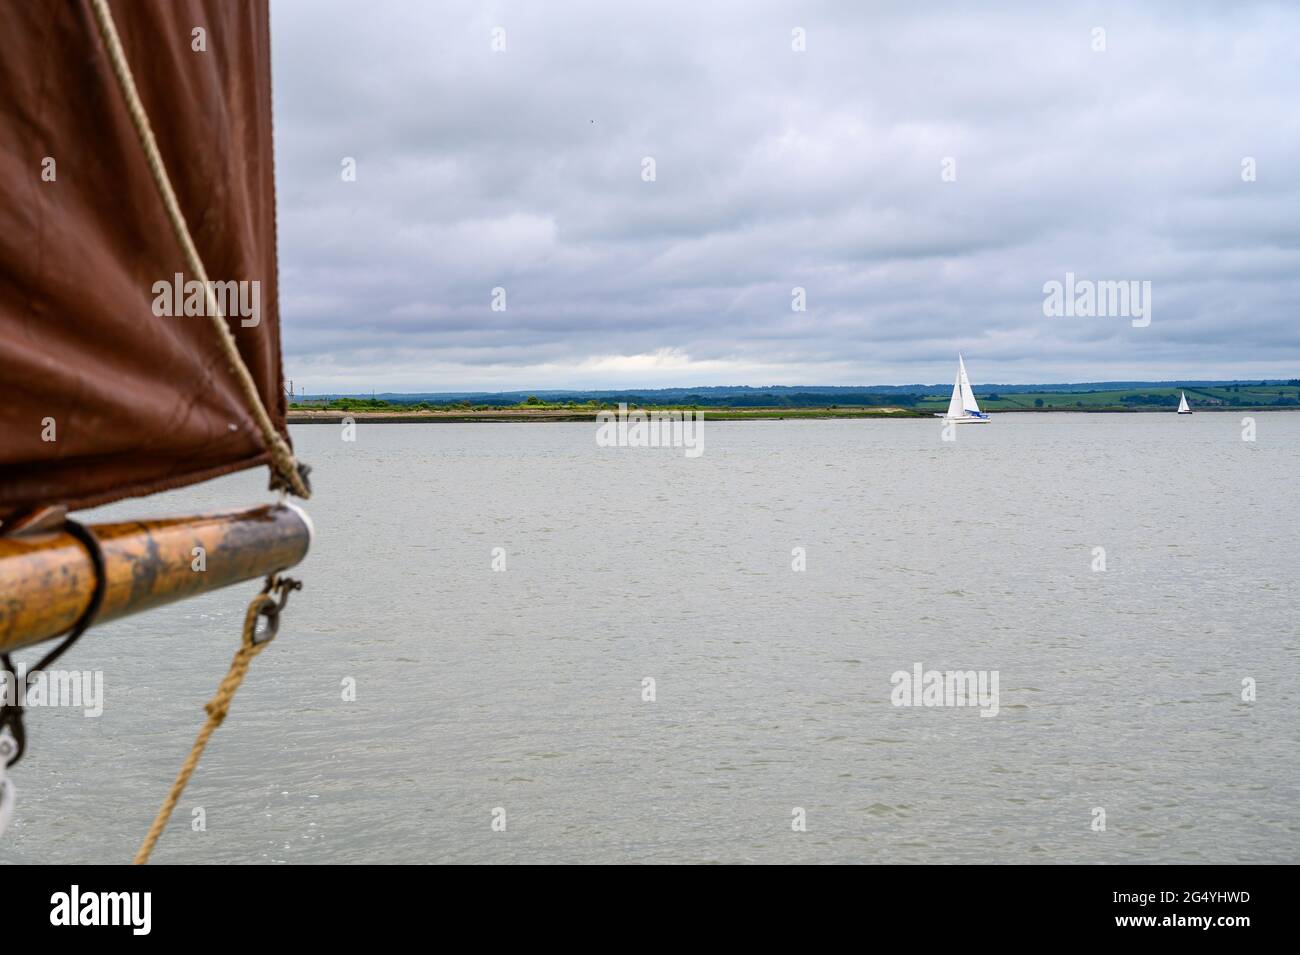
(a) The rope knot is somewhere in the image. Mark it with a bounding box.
[133,575,303,864]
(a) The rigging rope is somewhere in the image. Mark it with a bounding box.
[87,0,310,499]
[0,519,107,768]
[134,576,301,865]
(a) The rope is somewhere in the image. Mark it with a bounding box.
[87,0,309,499]
[0,519,107,768]
[134,578,298,864]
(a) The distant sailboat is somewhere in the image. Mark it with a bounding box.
[936,355,990,423]
[1177,392,1192,414]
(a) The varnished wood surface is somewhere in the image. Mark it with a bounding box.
[0,505,310,653]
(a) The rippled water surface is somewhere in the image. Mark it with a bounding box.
[4,414,1298,864]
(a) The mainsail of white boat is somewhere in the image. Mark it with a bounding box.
[1177,392,1191,414]
[938,355,990,422]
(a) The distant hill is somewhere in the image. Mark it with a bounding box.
[292,380,1300,411]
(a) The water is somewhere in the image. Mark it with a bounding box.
[3,414,1297,864]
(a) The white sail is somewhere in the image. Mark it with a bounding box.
[1177,392,1190,413]
[939,355,989,421]
[946,367,965,418]
[958,355,981,414]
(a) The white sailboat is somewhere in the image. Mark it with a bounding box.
[935,355,990,423]
[1177,392,1192,414]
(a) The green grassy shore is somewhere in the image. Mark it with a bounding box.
[286,384,1300,422]
[286,405,921,422]
[916,383,1300,413]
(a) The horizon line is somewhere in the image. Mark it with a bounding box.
[286,376,1298,397]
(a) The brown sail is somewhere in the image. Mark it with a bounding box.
[0,2,313,856]
[0,0,289,521]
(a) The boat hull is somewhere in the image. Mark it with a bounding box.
[935,414,991,423]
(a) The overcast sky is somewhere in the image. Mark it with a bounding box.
[269,1,1300,392]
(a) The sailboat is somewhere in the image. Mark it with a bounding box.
[935,355,990,423]
[0,0,311,859]
[1177,392,1192,414]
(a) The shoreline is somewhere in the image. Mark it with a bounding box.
[285,406,1298,424]
[286,407,919,423]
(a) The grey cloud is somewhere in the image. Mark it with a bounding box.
[269,0,1300,391]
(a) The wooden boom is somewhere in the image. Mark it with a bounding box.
[0,504,312,654]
